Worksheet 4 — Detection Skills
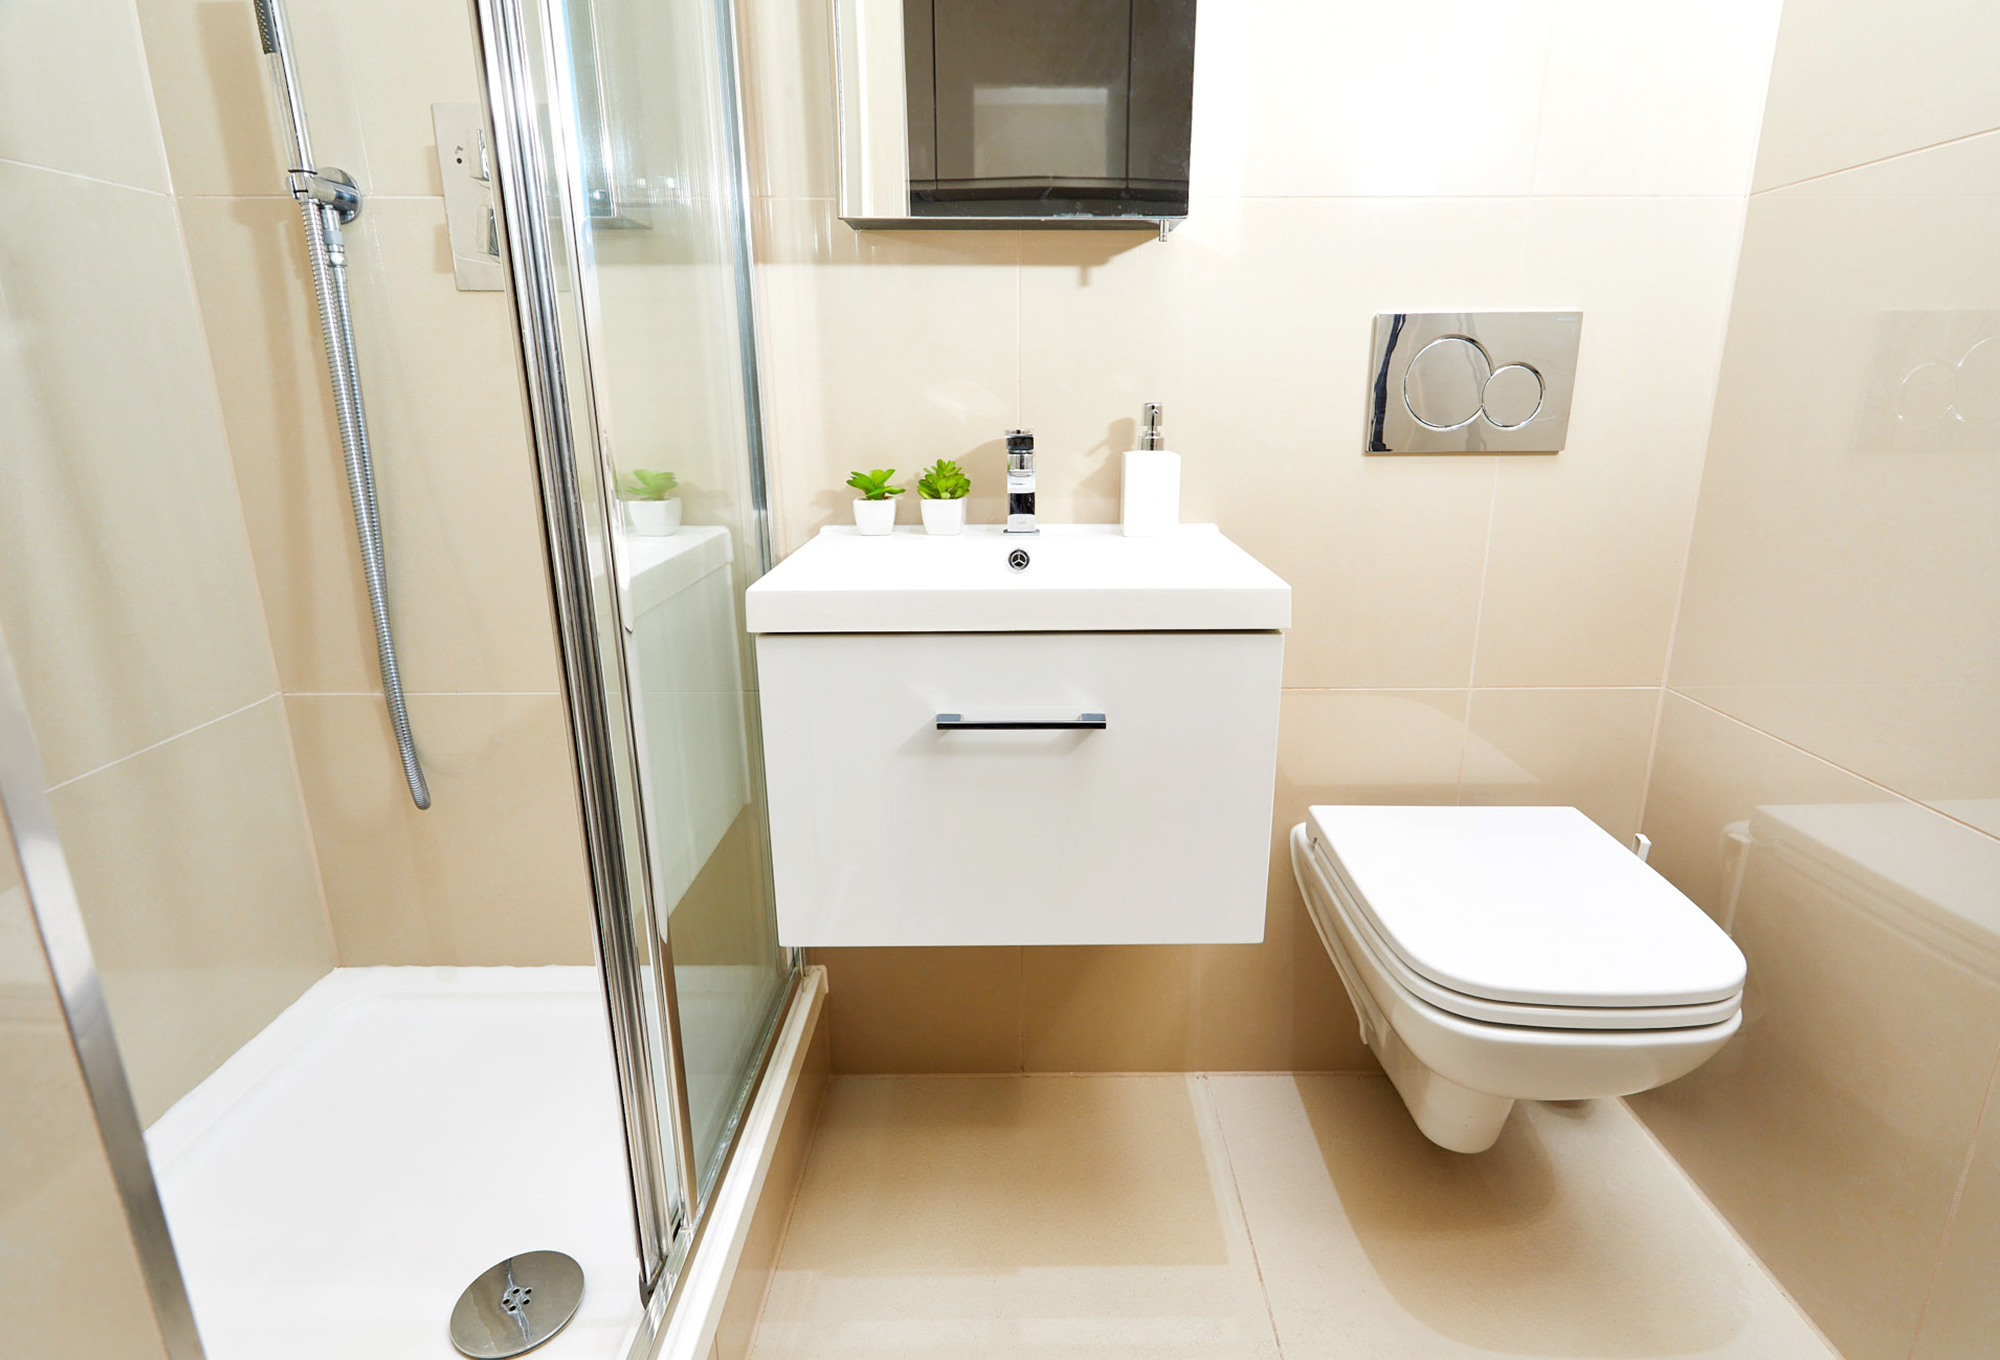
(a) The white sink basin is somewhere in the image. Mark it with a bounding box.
[745,524,1291,633]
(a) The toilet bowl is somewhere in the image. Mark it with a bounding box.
[1291,806,1745,1153]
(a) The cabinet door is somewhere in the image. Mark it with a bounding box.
[756,631,1282,945]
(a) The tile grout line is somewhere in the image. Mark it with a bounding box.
[1669,689,2000,847]
[1634,179,1753,840]
[1453,459,1504,804]
[46,692,279,793]
[1904,1040,2000,1360]
[1195,1075,1289,1360]
[1753,124,2000,196]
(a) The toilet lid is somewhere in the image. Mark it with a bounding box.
[1306,805,1746,1009]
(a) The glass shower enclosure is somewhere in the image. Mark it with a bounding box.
[1,0,791,1351]
[474,0,797,1299]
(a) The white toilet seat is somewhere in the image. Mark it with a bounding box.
[1311,837,1742,1030]
[1290,821,1742,1153]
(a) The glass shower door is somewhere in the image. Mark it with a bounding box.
[477,0,795,1260]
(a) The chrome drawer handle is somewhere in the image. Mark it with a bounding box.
[935,712,1107,731]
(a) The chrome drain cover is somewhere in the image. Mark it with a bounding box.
[449,1251,584,1358]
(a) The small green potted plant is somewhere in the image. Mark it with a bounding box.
[846,468,902,535]
[620,468,681,536]
[916,458,971,536]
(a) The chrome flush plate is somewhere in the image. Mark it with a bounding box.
[1365,311,1582,453]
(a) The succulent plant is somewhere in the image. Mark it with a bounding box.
[846,468,904,501]
[916,458,971,500]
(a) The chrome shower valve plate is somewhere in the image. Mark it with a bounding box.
[1365,311,1582,453]
[449,1251,585,1358]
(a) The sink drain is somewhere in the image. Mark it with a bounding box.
[449,1251,584,1358]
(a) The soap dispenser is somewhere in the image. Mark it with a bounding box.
[1121,402,1180,536]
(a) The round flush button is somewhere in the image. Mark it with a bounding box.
[1482,363,1545,429]
[1403,336,1492,430]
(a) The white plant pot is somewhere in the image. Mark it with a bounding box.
[625,497,682,536]
[853,497,897,535]
[920,496,967,535]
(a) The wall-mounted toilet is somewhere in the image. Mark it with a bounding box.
[1292,805,1746,1153]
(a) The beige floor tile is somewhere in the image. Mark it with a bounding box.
[285,693,594,965]
[0,164,280,785]
[1460,687,1658,844]
[1023,946,1196,1073]
[48,697,332,1123]
[1210,1074,1838,1360]
[750,1076,1280,1360]
[813,947,1022,1074]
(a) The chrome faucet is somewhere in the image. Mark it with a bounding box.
[1003,429,1037,534]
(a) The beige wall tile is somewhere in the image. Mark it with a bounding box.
[1473,198,1744,688]
[1023,947,1196,1073]
[286,693,594,966]
[1912,1056,2000,1360]
[1669,133,2000,832]
[1640,691,1891,922]
[1460,688,1657,844]
[1017,198,1521,689]
[48,697,333,1124]
[755,201,1020,554]
[1533,0,1781,196]
[1190,2,1550,197]
[1210,1075,1837,1358]
[1196,690,1467,1074]
[1753,0,2000,189]
[135,0,484,198]
[0,164,280,785]
[1630,794,2000,1360]
[736,0,836,201]
[754,1075,1280,1359]
[0,0,170,191]
[812,947,1021,1074]
[178,194,562,696]
[1,848,174,1360]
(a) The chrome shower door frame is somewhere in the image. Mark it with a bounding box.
[0,630,205,1360]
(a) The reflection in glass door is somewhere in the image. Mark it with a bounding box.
[477,0,796,1271]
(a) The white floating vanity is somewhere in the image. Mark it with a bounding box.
[747,525,1290,946]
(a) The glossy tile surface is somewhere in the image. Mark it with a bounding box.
[750,1076,1282,1360]
[1461,688,1658,845]
[1630,788,2000,1360]
[0,0,170,190]
[1669,133,2000,822]
[748,1075,1835,1360]
[1753,0,2000,190]
[178,194,560,697]
[49,698,333,1124]
[284,694,594,966]
[135,0,485,198]
[1211,1076,1838,1360]
[0,163,281,785]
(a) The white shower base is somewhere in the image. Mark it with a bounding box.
[147,967,644,1360]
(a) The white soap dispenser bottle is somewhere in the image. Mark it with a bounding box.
[1121,402,1180,536]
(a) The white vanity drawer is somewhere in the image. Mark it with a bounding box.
[756,630,1282,946]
